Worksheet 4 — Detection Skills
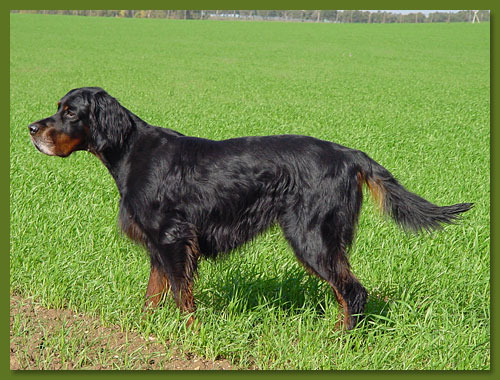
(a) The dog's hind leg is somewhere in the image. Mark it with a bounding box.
[282,223,367,330]
[280,171,367,329]
[329,265,368,330]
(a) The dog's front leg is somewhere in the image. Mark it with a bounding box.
[143,264,171,311]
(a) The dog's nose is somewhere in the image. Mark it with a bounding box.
[29,123,40,135]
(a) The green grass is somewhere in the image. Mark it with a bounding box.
[10,14,489,370]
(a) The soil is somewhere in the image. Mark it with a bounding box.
[10,294,234,370]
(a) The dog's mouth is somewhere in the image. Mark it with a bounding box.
[30,136,57,156]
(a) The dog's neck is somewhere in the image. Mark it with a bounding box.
[89,115,182,198]
[88,127,138,197]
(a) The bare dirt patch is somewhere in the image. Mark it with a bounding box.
[10,294,233,370]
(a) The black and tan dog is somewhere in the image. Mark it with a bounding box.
[29,87,472,329]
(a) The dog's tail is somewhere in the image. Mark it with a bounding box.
[356,151,473,232]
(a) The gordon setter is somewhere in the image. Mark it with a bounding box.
[29,87,472,329]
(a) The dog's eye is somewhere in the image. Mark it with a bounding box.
[65,110,77,119]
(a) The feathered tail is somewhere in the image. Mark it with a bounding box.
[356,152,473,232]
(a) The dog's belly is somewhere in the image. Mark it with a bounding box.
[196,203,281,257]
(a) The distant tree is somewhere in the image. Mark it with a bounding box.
[11,9,490,23]
[321,10,337,22]
[429,12,448,23]
[351,10,369,23]
[478,10,490,21]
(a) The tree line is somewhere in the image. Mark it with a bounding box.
[12,10,490,23]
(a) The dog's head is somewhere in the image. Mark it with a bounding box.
[29,87,134,157]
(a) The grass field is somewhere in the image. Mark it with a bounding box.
[10,14,490,370]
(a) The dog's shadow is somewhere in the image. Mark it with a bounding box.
[197,267,395,329]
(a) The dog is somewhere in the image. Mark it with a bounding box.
[29,87,472,329]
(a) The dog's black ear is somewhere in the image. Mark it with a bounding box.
[88,90,134,152]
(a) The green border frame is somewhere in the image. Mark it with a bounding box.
[6,0,495,376]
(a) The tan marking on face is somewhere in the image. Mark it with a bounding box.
[53,131,85,157]
[30,127,57,155]
[30,135,57,155]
